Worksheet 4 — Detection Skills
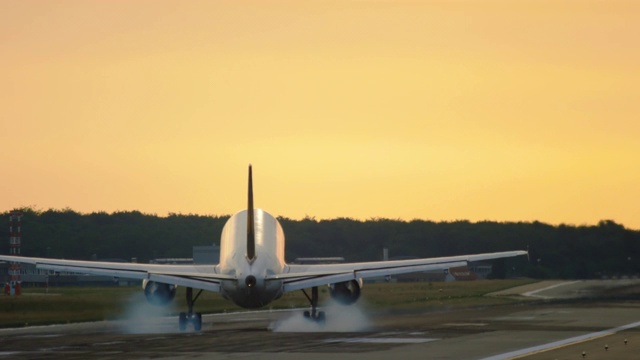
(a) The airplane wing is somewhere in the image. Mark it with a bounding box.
[271,250,528,292]
[0,250,527,293]
[0,255,229,293]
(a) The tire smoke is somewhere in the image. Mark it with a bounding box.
[117,292,178,334]
[269,300,371,332]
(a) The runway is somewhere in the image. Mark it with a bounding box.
[1,280,639,359]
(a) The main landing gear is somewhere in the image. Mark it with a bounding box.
[301,286,325,322]
[179,287,203,331]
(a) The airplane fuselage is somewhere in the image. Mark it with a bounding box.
[217,209,285,308]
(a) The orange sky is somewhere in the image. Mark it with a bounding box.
[1,1,639,228]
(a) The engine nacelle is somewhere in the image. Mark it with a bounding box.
[142,279,177,306]
[329,279,363,305]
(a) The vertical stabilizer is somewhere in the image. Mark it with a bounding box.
[246,165,256,261]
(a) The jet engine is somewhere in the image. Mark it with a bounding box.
[142,279,177,306]
[329,279,363,305]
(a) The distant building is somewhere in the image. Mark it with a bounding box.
[292,257,345,264]
[149,245,220,265]
[149,258,194,265]
[445,266,479,282]
[469,262,493,279]
[193,245,220,264]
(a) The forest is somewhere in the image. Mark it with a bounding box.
[2,208,639,279]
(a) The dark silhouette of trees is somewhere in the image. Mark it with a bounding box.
[2,208,639,279]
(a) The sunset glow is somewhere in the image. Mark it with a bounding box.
[2,1,639,228]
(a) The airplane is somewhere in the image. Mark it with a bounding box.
[0,166,527,331]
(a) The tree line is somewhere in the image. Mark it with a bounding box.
[2,208,639,279]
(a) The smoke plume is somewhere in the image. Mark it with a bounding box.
[269,300,371,332]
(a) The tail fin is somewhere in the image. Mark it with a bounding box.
[246,165,256,261]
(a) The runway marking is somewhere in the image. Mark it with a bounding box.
[324,337,439,344]
[479,320,640,360]
[18,334,63,339]
[144,337,168,341]
[208,308,306,317]
[493,316,535,321]
[522,280,581,299]
[92,341,126,346]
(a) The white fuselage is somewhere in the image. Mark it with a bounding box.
[216,209,286,308]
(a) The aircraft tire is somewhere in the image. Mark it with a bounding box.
[179,312,187,331]
[193,313,202,331]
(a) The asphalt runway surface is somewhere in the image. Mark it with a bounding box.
[1,280,639,359]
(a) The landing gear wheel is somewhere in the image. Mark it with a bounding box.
[301,286,326,323]
[179,312,187,331]
[178,312,202,331]
[178,287,205,331]
[193,313,202,331]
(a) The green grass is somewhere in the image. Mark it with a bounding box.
[0,286,137,327]
[359,279,536,310]
[0,279,536,328]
